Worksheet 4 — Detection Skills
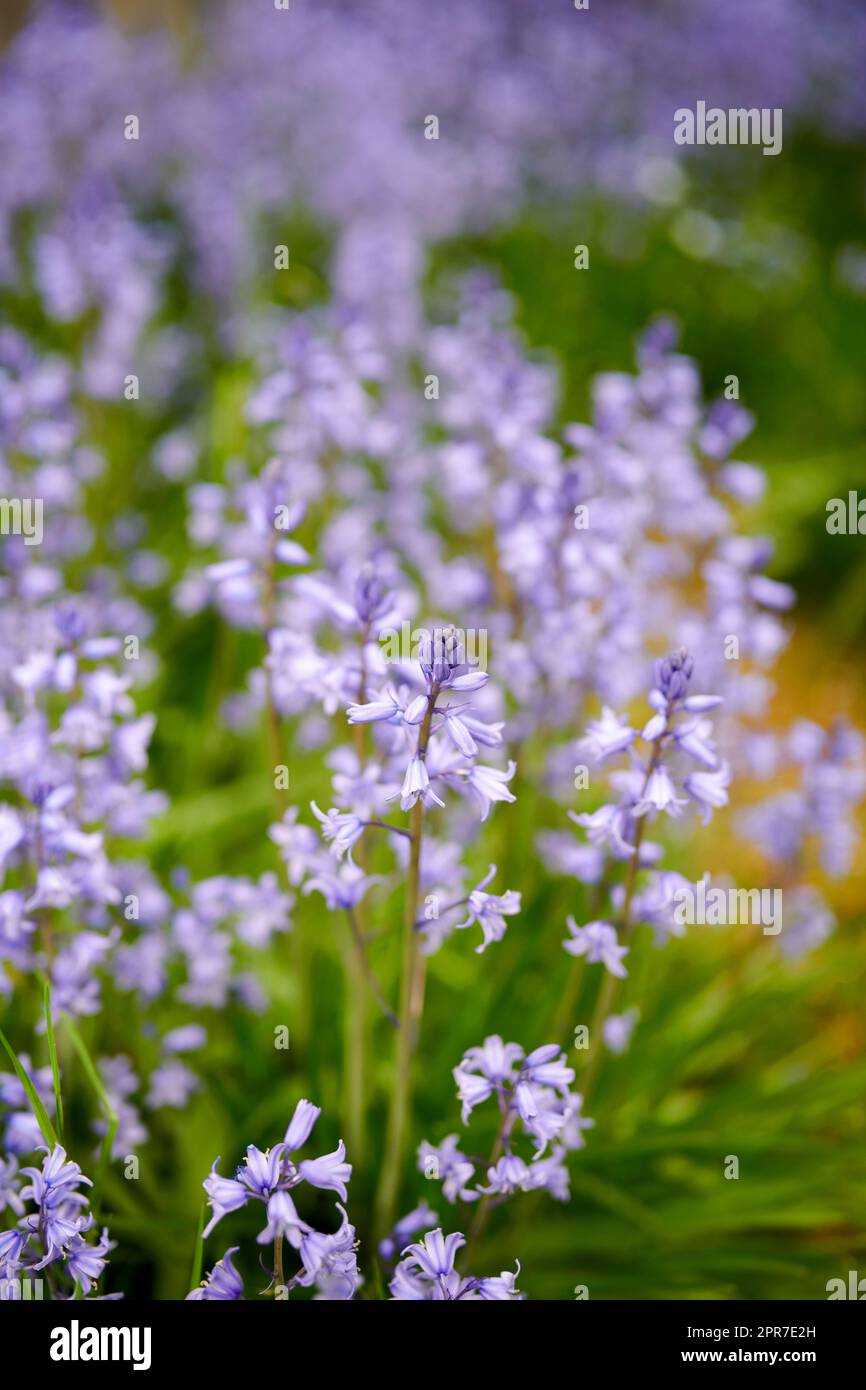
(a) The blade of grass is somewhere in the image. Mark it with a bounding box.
[63,1016,117,1215]
[43,980,64,1144]
[188,1200,206,1295]
[0,1025,59,1148]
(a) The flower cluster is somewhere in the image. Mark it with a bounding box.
[0,1146,115,1298]
[389,1229,522,1301]
[558,648,729,979]
[195,1101,359,1301]
[420,1035,592,1208]
[740,719,866,957]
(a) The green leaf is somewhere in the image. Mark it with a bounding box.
[63,1017,118,1209]
[188,1201,206,1295]
[0,1024,59,1148]
[43,980,64,1144]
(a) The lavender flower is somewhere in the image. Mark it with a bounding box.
[454,865,521,953]
[187,1247,244,1301]
[199,1101,359,1299]
[563,919,629,977]
[390,1229,522,1300]
[0,1146,115,1297]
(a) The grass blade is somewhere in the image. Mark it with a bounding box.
[63,1016,118,1213]
[0,1024,59,1148]
[189,1200,206,1295]
[43,980,65,1144]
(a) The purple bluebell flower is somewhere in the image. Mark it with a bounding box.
[4,1146,115,1296]
[563,918,629,977]
[603,1009,640,1054]
[285,1099,322,1151]
[296,1205,360,1299]
[454,864,521,953]
[417,1135,477,1204]
[161,1025,207,1055]
[310,802,366,859]
[479,1154,532,1196]
[398,1228,464,1288]
[454,1035,524,1122]
[462,760,517,821]
[199,1104,353,1293]
[145,1061,200,1111]
[268,807,320,885]
[390,1228,522,1301]
[578,707,637,763]
[297,1142,351,1202]
[187,1247,244,1301]
[379,1201,440,1261]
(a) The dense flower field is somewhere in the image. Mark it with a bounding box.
[1,0,865,1303]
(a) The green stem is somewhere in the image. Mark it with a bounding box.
[465,1102,515,1262]
[576,722,668,1102]
[273,1235,285,1296]
[262,534,310,1047]
[373,689,436,1240]
[342,638,372,1164]
[345,906,397,1028]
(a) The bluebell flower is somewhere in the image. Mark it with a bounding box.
[284,1099,322,1150]
[146,1060,199,1110]
[683,762,731,823]
[454,864,521,953]
[479,1154,532,1196]
[634,765,687,820]
[400,1228,464,1283]
[390,1228,522,1301]
[268,807,320,885]
[629,871,692,944]
[4,1146,115,1296]
[302,858,381,911]
[578,707,637,763]
[310,802,366,859]
[416,1135,477,1204]
[202,1161,250,1238]
[379,1201,440,1261]
[256,1189,309,1247]
[473,1264,523,1300]
[521,1044,576,1092]
[187,1247,244,1301]
[20,1145,92,1206]
[603,1009,640,1054]
[563,918,629,977]
[199,1104,354,1294]
[64,1225,114,1293]
[462,760,517,821]
[453,1035,523,1122]
[236,1144,287,1200]
[397,755,444,812]
[346,689,405,724]
[161,1025,207,1055]
[571,803,635,859]
[297,1142,351,1202]
[297,1205,360,1300]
